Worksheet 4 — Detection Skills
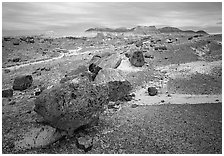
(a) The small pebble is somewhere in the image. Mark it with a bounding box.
[131,104,139,108]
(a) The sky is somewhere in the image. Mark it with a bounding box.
[2,2,222,37]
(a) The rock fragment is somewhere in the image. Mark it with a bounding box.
[129,51,145,67]
[148,87,158,96]
[13,75,33,91]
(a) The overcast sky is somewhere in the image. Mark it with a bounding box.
[2,2,222,36]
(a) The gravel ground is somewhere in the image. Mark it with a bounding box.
[5,102,221,154]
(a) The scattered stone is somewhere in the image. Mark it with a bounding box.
[130,93,135,97]
[125,53,130,58]
[4,69,11,73]
[129,51,145,67]
[135,41,143,47]
[14,125,66,151]
[76,135,93,152]
[34,79,109,136]
[2,89,13,98]
[107,101,116,109]
[94,68,125,84]
[144,53,154,59]
[13,75,33,91]
[61,66,93,83]
[8,101,16,105]
[147,87,158,96]
[12,57,21,62]
[122,94,133,101]
[167,94,172,97]
[108,80,132,101]
[161,100,165,103]
[131,104,139,108]
[154,46,167,51]
[13,39,20,45]
[4,37,12,41]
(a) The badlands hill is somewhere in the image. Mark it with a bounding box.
[86,26,208,35]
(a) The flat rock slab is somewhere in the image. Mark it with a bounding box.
[14,125,66,151]
[117,58,143,72]
[94,68,125,84]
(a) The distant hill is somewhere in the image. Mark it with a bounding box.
[86,26,208,35]
[85,26,160,35]
[196,30,208,35]
[85,27,133,33]
[133,26,160,35]
[158,27,182,33]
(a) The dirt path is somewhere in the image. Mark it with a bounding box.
[4,47,83,70]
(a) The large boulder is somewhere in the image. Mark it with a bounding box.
[94,68,125,84]
[13,75,33,91]
[89,52,122,69]
[60,65,93,83]
[108,81,132,102]
[34,79,109,136]
[129,51,145,67]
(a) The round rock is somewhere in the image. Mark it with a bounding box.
[147,87,158,96]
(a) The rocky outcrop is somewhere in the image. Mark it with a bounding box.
[34,79,109,136]
[129,51,145,67]
[13,75,33,91]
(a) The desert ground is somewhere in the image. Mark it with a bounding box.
[2,26,222,154]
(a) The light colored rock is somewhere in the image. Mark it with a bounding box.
[14,125,65,151]
[94,68,125,84]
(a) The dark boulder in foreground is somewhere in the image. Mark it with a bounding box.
[108,81,132,101]
[148,87,158,96]
[2,88,13,98]
[34,79,109,136]
[13,75,33,91]
[129,51,145,67]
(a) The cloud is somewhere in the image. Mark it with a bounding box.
[2,2,222,36]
